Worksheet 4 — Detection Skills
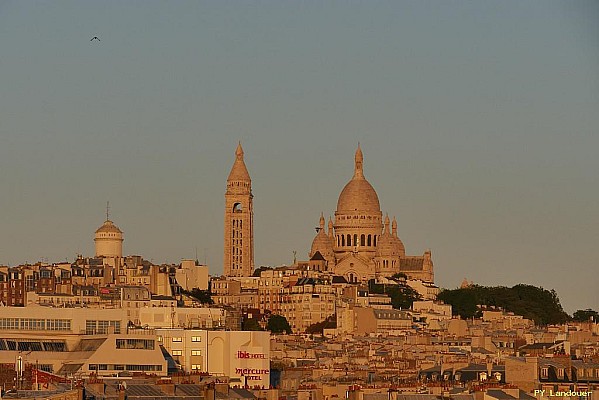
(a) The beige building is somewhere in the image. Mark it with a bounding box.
[139,306,226,330]
[279,278,336,333]
[0,305,166,377]
[157,329,270,388]
[309,146,435,284]
[176,259,209,291]
[336,305,412,335]
[224,143,255,277]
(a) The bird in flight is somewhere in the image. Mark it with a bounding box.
[90,36,100,42]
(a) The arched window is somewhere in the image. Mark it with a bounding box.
[360,234,365,246]
[337,236,340,247]
[353,234,358,247]
[341,235,345,246]
[374,235,377,246]
[347,234,351,246]
[233,203,242,213]
[367,234,372,246]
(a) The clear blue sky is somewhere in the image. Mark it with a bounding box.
[0,1,597,313]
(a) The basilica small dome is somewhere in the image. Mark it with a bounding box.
[376,215,405,257]
[310,215,334,260]
[376,231,405,257]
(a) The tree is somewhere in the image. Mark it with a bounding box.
[386,285,422,310]
[573,309,599,322]
[437,284,569,325]
[267,314,292,334]
[368,280,422,309]
[184,288,214,305]
[252,266,273,277]
[306,315,336,334]
[242,318,264,331]
[437,288,479,319]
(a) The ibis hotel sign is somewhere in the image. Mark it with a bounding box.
[236,351,266,359]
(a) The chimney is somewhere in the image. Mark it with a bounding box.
[158,379,175,396]
[203,383,216,400]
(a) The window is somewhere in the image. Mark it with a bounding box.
[191,364,202,370]
[191,350,202,356]
[172,337,183,342]
[541,368,548,378]
[116,339,155,350]
[171,350,182,356]
[191,336,201,343]
[125,365,162,372]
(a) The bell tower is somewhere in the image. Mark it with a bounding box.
[223,143,254,277]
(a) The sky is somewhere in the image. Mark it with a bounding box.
[0,1,597,313]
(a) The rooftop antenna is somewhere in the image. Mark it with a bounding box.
[293,250,297,265]
[106,201,110,221]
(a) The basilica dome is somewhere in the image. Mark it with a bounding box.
[336,145,381,213]
[337,179,381,212]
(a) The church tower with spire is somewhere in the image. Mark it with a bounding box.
[224,143,254,277]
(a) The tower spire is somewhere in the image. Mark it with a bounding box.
[353,143,364,179]
[235,141,244,159]
[227,142,251,182]
[106,201,110,221]
[384,213,390,234]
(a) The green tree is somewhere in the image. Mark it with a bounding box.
[572,309,599,322]
[386,285,422,310]
[368,280,422,309]
[267,314,292,334]
[437,287,480,319]
[306,315,336,334]
[184,288,214,305]
[437,284,569,325]
[242,318,264,331]
[252,266,273,277]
